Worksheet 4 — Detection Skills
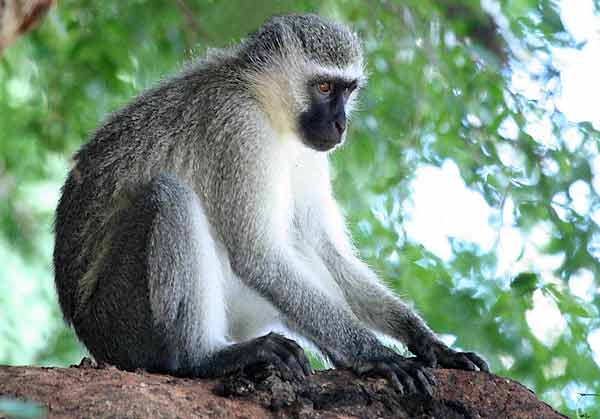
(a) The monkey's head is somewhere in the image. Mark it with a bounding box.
[243,14,365,152]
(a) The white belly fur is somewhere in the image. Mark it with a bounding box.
[225,274,283,342]
[216,236,347,344]
[215,132,347,344]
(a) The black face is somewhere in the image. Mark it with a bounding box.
[299,78,358,152]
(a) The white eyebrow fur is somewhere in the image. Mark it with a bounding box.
[306,60,367,84]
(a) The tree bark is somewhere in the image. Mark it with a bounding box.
[0,0,53,52]
[0,360,567,419]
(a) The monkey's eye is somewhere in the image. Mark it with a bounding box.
[317,81,332,95]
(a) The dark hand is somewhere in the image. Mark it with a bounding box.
[416,341,489,372]
[352,346,436,396]
[232,332,312,382]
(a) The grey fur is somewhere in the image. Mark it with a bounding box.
[54,14,487,389]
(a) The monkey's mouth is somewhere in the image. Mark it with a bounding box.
[302,134,343,152]
[306,137,343,151]
[300,123,345,152]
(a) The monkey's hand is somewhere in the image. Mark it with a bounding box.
[351,346,436,396]
[412,340,489,372]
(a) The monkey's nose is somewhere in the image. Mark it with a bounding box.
[334,114,346,135]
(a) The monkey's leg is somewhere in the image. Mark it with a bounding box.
[73,173,227,373]
[73,174,309,379]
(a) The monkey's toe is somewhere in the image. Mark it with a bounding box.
[431,347,489,372]
[354,356,435,396]
[241,332,310,382]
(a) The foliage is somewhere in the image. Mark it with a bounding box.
[1,0,598,416]
[0,398,46,419]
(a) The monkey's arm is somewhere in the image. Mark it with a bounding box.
[315,205,489,372]
[232,241,383,367]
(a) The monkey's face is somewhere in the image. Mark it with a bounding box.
[298,78,358,152]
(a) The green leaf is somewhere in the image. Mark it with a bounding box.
[510,272,539,294]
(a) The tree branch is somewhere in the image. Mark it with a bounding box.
[0,362,568,418]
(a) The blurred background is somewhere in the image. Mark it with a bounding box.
[1,0,599,416]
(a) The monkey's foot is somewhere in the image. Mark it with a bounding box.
[353,355,436,396]
[225,332,312,383]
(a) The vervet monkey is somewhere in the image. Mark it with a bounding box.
[54,14,488,395]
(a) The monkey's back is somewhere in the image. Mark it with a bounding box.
[53,57,253,323]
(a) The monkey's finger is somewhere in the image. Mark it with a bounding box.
[270,341,308,380]
[297,352,312,377]
[412,368,435,396]
[404,357,436,387]
[278,350,308,380]
[384,360,418,394]
[374,362,405,394]
[388,364,417,395]
[356,360,379,376]
[386,372,405,395]
[251,336,300,380]
[464,352,489,372]
[290,349,312,377]
[449,354,479,371]
[262,350,298,382]
[422,367,436,387]
[417,347,438,368]
[268,335,311,376]
[271,334,312,376]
